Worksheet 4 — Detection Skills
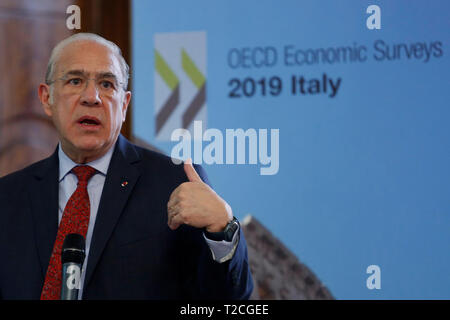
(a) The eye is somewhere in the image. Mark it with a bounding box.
[68,78,82,86]
[100,80,114,89]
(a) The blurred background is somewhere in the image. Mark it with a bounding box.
[0,0,449,299]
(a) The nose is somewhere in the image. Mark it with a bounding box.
[80,79,101,106]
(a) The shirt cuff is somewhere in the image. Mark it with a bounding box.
[203,225,240,263]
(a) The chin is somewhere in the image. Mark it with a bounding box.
[74,136,108,152]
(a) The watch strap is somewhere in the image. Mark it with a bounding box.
[204,217,239,241]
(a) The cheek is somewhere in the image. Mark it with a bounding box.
[60,110,74,128]
[51,109,66,129]
[109,99,126,126]
[113,110,124,129]
[52,96,77,129]
[102,108,120,135]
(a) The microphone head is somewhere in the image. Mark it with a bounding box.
[62,233,86,265]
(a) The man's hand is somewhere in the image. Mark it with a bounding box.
[167,159,233,232]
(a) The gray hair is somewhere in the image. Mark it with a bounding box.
[45,33,129,91]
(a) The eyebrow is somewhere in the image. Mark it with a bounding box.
[62,70,119,81]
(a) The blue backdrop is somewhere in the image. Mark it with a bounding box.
[131,0,450,299]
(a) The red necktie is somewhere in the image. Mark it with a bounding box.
[40,165,97,300]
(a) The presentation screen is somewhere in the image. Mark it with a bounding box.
[132,0,450,299]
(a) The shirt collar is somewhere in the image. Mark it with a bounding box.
[58,143,115,182]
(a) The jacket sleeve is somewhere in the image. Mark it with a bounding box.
[179,164,254,300]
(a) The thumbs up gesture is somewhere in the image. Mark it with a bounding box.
[167,159,233,232]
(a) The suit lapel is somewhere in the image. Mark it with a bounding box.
[83,135,141,288]
[28,147,59,280]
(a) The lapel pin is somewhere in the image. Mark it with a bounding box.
[121,181,128,187]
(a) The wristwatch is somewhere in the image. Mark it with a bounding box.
[204,217,239,242]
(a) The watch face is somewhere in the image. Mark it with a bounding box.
[225,220,239,241]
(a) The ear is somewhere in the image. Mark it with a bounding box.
[121,90,132,122]
[38,83,53,117]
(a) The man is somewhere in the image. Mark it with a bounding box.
[0,33,253,299]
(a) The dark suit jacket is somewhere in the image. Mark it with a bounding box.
[0,135,253,299]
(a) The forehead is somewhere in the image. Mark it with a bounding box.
[55,40,122,78]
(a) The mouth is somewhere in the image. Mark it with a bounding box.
[76,116,102,129]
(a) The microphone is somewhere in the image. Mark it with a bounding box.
[60,233,86,300]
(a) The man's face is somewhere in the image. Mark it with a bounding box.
[39,40,131,163]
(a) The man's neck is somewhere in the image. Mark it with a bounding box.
[60,142,116,164]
